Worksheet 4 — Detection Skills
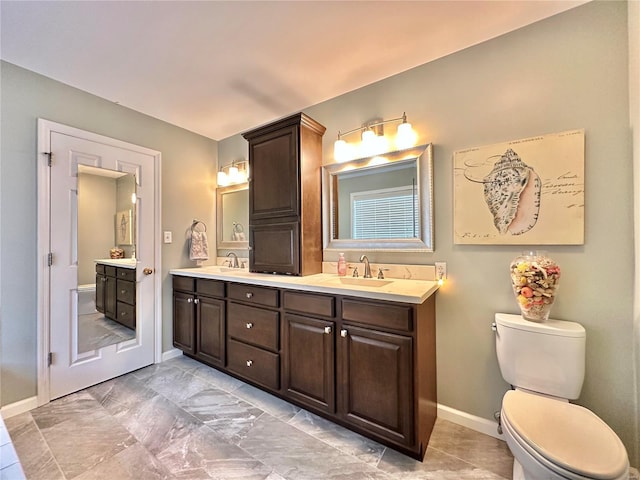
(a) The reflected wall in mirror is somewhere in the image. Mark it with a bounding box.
[77,165,137,353]
[217,183,249,249]
[323,144,433,252]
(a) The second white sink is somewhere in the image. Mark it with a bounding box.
[335,277,393,288]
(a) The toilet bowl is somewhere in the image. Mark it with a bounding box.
[501,390,629,480]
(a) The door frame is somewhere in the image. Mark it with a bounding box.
[36,119,162,406]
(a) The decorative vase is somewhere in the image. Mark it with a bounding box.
[509,251,561,322]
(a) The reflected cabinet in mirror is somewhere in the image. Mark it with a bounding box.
[323,144,433,252]
[217,184,249,249]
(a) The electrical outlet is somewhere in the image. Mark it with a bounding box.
[435,262,447,281]
[163,231,173,243]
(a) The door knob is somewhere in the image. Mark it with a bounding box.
[143,268,153,275]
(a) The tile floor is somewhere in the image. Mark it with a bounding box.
[7,355,514,480]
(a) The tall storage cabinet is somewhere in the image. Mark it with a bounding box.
[242,113,325,276]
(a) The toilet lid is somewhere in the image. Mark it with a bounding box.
[502,390,628,479]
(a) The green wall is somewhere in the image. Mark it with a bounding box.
[219,1,638,464]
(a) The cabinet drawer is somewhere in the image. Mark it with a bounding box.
[227,339,280,390]
[116,279,135,305]
[284,291,335,318]
[173,276,195,292]
[196,278,225,298]
[228,302,279,351]
[342,298,413,332]
[96,263,105,275]
[228,283,279,307]
[116,301,136,329]
[117,268,136,281]
[105,266,117,277]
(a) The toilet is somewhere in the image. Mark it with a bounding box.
[494,313,629,480]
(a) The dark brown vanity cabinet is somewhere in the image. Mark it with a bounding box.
[242,113,325,276]
[96,263,136,329]
[171,274,437,460]
[226,283,281,390]
[283,291,336,414]
[172,276,226,367]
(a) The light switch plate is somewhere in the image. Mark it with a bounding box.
[163,231,172,243]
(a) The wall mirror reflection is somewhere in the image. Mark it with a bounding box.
[217,183,249,250]
[323,144,433,252]
[77,165,137,354]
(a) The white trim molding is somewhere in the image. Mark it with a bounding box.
[161,349,183,362]
[0,396,38,419]
[437,403,504,441]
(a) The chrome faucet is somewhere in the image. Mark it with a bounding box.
[226,252,240,268]
[359,255,372,278]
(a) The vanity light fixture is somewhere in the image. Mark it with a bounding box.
[217,160,249,187]
[334,112,418,163]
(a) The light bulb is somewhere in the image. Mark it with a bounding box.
[228,165,240,183]
[131,193,137,204]
[217,170,228,186]
[334,139,348,162]
[361,130,378,156]
[396,122,417,150]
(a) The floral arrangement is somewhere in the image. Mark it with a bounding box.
[510,253,560,322]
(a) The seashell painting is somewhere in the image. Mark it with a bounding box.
[452,129,584,245]
[482,148,541,235]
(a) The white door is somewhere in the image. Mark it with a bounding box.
[45,124,159,400]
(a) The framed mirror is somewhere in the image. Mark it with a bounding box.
[217,183,249,249]
[77,165,137,353]
[323,144,433,252]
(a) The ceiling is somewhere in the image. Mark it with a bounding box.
[0,1,587,141]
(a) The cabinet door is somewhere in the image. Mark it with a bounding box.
[104,275,117,319]
[249,221,300,275]
[173,291,195,354]
[249,125,299,221]
[95,273,105,313]
[196,296,225,367]
[339,325,414,447]
[283,314,335,414]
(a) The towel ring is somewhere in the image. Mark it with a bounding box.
[191,219,207,233]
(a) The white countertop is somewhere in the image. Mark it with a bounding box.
[170,267,439,304]
[95,258,137,269]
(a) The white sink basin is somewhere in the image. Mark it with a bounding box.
[202,266,246,273]
[331,277,393,288]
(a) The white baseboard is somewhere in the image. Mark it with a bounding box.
[161,348,183,362]
[437,403,504,440]
[1,396,38,419]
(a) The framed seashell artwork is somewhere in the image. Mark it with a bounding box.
[453,129,584,245]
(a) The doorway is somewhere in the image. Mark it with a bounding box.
[37,119,162,404]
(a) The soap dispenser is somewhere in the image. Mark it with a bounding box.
[337,253,347,276]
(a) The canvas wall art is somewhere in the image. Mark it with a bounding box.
[453,129,584,245]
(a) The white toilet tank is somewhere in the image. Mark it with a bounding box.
[495,313,586,399]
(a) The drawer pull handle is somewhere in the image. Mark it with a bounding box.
[246,360,253,367]
[121,290,126,294]
[340,329,348,338]
[246,322,253,329]
[187,298,193,303]
[246,292,253,299]
[324,326,332,335]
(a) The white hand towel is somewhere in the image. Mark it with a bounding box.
[189,230,209,261]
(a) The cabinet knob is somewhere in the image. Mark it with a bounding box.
[121,289,126,294]
[246,322,253,329]
[340,329,348,338]
[246,292,253,299]
[102,277,107,282]
[194,298,199,305]
[246,360,253,367]
[324,326,332,335]
[121,312,127,317]
[187,298,193,303]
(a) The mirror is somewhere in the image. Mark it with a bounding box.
[217,183,249,249]
[77,165,137,353]
[323,144,433,252]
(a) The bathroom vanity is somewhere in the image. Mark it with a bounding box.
[95,259,136,329]
[170,267,438,460]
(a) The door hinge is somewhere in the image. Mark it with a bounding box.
[47,252,53,266]
[43,152,52,166]
[48,352,54,366]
